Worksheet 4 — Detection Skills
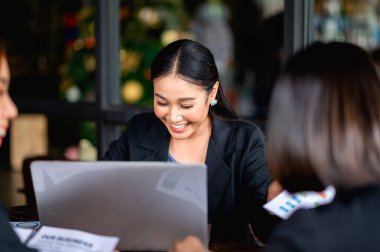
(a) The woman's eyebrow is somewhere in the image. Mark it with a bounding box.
[154,93,196,102]
[154,93,167,100]
[178,97,196,101]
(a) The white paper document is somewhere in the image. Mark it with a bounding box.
[26,226,119,252]
[264,186,336,219]
[10,221,41,243]
[13,227,34,243]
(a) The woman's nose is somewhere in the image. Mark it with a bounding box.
[169,108,181,122]
[5,94,18,120]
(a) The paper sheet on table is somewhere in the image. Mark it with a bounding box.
[12,227,34,243]
[10,221,41,243]
[26,226,119,252]
[263,186,336,219]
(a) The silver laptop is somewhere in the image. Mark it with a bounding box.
[31,161,208,251]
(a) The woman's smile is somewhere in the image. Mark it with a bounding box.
[169,123,189,133]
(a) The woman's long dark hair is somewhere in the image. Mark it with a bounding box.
[151,39,238,120]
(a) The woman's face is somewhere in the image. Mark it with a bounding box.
[153,75,217,140]
[0,56,18,146]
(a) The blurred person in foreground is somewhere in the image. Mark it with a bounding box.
[170,42,380,252]
[0,39,36,251]
[0,40,122,252]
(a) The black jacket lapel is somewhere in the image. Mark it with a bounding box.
[206,117,236,221]
[135,115,237,222]
[139,118,170,161]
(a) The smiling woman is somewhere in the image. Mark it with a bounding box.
[103,39,280,245]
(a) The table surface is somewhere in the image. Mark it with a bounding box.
[8,205,264,252]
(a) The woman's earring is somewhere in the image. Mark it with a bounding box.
[210,99,218,107]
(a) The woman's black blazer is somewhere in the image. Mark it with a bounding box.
[103,112,278,243]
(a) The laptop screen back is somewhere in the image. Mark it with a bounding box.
[31,161,208,251]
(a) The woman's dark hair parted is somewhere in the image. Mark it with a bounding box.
[151,39,238,120]
[267,42,380,192]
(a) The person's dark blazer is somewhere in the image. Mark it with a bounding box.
[0,204,36,251]
[264,185,380,252]
[103,112,279,244]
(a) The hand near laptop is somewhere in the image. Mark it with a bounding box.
[267,180,283,201]
[169,236,208,252]
[168,181,283,252]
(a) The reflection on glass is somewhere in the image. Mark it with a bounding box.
[58,0,287,120]
[59,1,96,103]
[155,167,207,213]
[314,0,380,50]
[118,0,190,107]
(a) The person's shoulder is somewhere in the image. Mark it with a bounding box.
[222,118,265,140]
[285,208,321,226]
[129,112,156,122]
[230,118,262,130]
[276,204,345,238]
[268,197,380,251]
[265,209,323,251]
[123,112,159,136]
[213,117,266,151]
[128,112,158,126]
[216,117,263,133]
[331,186,380,226]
